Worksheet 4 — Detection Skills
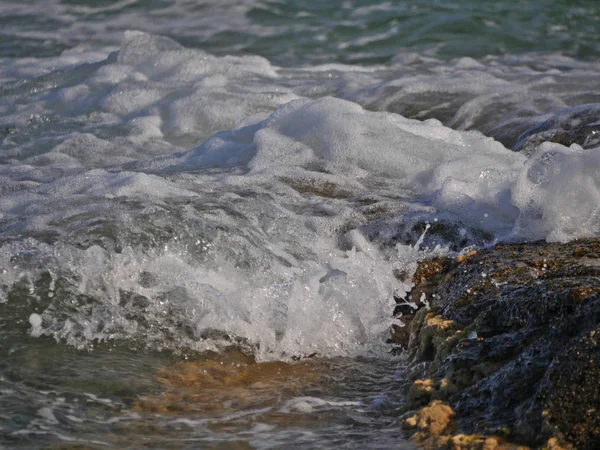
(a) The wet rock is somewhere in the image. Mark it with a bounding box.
[389,255,461,349]
[403,400,528,450]
[407,378,458,405]
[542,328,600,449]
[404,400,455,439]
[514,104,600,156]
[402,238,600,449]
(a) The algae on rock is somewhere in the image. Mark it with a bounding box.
[397,239,600,449]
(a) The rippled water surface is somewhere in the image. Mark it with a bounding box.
[2,0,600,448]
[2,0,600,64]
[1,339,412,449]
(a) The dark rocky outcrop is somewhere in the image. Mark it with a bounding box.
[397,239,600,449]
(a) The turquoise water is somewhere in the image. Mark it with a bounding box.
[1,1,600,448]
[2,0,600,64]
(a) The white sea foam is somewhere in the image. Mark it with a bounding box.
[142,96,525,237]
[2,32,600,360]
[279,397,361,414]
[512,142,600,242]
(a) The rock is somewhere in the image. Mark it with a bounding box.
[514,104,600,156]
[403,400,455,442]
[407,378,458,405]
[389,255,462,350]
[541,437,575,450]
[542,328,600,449]
[402,239,600,449]
[403,400,529,450]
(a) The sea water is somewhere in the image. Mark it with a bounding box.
[2,1,600,448]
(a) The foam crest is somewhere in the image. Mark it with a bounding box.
[512,143,600,242]
[149,97,525,237]
[1,31,297,168]
[142,95,600,245]
[8,233,424,361]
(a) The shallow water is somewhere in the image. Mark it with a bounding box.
[0,340,413,449]
[2,1,600,448]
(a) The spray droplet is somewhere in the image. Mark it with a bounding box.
[29,313,42,328]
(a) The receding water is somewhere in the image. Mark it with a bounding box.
[1,1,600,448]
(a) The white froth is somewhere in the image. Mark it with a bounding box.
[279,397,361,414]
[29,313,43,329]
[5,233,424,360]
[512,142,600,242]
[150,96,525,238]
[1,31,297,170]
[3,31,600,361]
